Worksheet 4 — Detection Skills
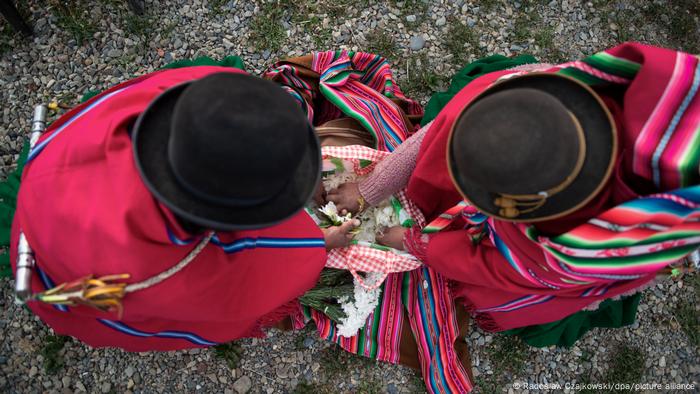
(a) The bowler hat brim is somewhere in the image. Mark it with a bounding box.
[448,73,617,222]
[132,82,321,231]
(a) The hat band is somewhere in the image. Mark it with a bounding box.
[494,111,587,219]
[170,164,289,208]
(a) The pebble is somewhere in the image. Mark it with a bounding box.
[436,16,447,27]
[409,35,425,51]
[233,376,252,394]
[406,15,416,23]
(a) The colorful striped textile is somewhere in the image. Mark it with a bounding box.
[404,268,473,393]
[425,184,700,290]
[264,51,424,152]
[526,185,700,276]
[296,268,473,393]
[297,272,405,364]
[550,46,700,190]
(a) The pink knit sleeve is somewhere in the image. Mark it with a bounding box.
[358,122,432,205]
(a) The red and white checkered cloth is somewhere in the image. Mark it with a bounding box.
[320,146,426,290]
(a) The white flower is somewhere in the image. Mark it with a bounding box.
[337,272,383,337]
[318,201,352,225]
[323,171,358,192]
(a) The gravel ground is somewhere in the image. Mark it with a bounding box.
[1,1,699,393]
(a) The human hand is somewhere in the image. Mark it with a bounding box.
[312,182,326,206]
[376,226,408,250]
[326,182,364,215]
[322,219,361,250]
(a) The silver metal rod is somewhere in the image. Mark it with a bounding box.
[29,104,47,147]
[15,233,35,301]
[15,104,47,303]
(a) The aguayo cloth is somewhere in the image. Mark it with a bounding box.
[294,268,473,393]
[270,58,474,391]
[10,65,328,351]
[263,50,424,152]
[408,43,700,333]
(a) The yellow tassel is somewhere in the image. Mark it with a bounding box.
[36,274,130,318]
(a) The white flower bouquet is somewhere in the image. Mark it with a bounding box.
[301,146,425,337]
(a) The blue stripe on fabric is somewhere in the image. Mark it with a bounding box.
[479,294,536,311]
[499,296,554,312]
[36,266,69,312]
[557,260,642,281]
[415,268,440,392]
[488,223,524,276]
[166,226,194,246]
[27,86,131,163]
[97,319,218,346]
[365,101,402,151]
[673,185,700,201]
[651,62,700,187]
[416,267,449,392]
[620,197,699,216]
[36,240,217,347]
[210,235,325,254]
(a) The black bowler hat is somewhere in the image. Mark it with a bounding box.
[132,72,321,230]
[448,73,617,222]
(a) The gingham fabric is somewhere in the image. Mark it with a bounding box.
[320,146,425,289]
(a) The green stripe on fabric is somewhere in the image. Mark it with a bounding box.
[546,244,697,268]
[401,272,410,306]
[583,51,641,79]
[677,126,700,187]
[357,325,367,356]
[557,67,607,85]
[319,84,380,148]
[368,289,384,359]
[554,230,700,249]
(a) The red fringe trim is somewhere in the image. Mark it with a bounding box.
[239,300,303,339]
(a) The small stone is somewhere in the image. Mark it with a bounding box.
[75,381,86,392]
[387,383,399,394]
[406,15,416,23]
[303,337,314,348]
[107,49,121,58]
[409,35,425,51]
[436,16,446,27]
[125,366,135,377]
[311,362,320,372]
[101,382,112,393]
[233,376,252,394]
[173,38,183,49]
[659,356,666,367]
[62,376,71,388]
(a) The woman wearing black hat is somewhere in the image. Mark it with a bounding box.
[10,67,359,351]
[328,43,700,348]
